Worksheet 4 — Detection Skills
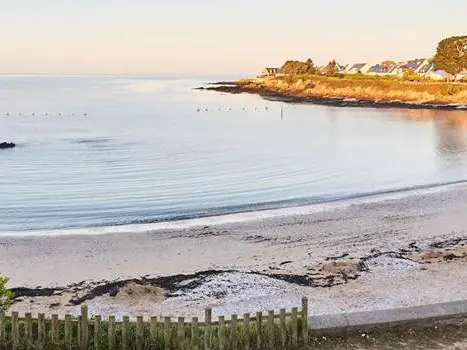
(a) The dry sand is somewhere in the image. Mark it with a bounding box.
[2,184,467,319]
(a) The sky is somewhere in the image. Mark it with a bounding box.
[0,0,466,75]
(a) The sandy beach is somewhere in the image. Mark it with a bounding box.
[2,184,467,319]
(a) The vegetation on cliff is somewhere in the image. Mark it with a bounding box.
[237,75,467,104]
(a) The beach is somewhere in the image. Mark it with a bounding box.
[2,184,467,319]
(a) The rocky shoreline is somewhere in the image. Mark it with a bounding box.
[197,82,467,111]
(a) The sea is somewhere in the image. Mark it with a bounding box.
[1,75,467,235]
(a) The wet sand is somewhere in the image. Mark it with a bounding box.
[2,184,467,318]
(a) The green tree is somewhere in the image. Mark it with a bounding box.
[433,36,467,76]
[324,60,339,76]
[281,59,316,75]
[0,274,13,311]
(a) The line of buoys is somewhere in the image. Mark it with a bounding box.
[3,112,89,117]
[196,106,271,113]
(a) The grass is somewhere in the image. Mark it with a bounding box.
[241,75,467,104]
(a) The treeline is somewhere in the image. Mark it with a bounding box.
[278,35,467,78]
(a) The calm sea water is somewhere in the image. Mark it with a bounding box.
[1,75,467,233]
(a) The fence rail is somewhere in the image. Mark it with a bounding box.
[0,297,308,349]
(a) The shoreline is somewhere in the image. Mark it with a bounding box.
[197,81,467,111]
[2,184,467,318]
[2,179,465,237]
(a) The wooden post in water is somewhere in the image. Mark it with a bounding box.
[191,317,199,350]
[231,314,238,350]
[291,307,298,348]
[11,312,18,350]
[108,316,115,349]
[268,310,274,350]
[136,316,144,350]
[81,305,89,350]
[94,315,102,350]
[122,316,130,350]
[38,313,46,350]
[256,312,262,350]
[204,308,212,350]
[243,313,251,350]
[64,315,72,350]
[25,313,32,350]
[301,297,309,345]
[218,316,225,350]
[280,309,286,348]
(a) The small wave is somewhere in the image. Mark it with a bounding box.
[2,180,467,238]
[73,138,113,145]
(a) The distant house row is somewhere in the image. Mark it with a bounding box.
[260,58,467,80]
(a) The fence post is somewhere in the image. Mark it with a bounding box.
[204,308,212,350]
[136,316,144,350]
[81,305,89,350]
[25,312,32,350]
[231,314,238,350]
[280,309,286,348]
[164,316,171,349]
[122,316,130,350]
[51,314,59,346]
[256,312,262,350]
[0,311,4,349]
[38,313,45,350]
[191,317,199,350]
[301,297,309,345]
[64,315,72,350]
[268,310,274,350]
[218,316,225,350]
[94,315,102,350]
[243,313,251,350]
[177,317,185,349]
[108,316,115,349]
[291,307,298,348]
[12,311,19,350]
[150,317,157,349]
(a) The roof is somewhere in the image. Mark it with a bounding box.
[418,63,433,74]
[350,63,368,71]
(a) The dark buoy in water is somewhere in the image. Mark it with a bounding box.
[0,142,15,150]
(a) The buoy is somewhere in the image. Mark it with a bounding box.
[84,112,88,116]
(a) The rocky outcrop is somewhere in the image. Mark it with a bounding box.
[0,142,15,149]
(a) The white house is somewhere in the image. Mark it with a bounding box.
[346,63,372,74]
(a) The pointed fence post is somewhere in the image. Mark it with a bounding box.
[11,312,19,350]
[204,308,212,350]
[301,297,309,345]
[122,316,130,350]
[108,316,116,350]
[218,316,225,350]
[231,314,238,350]
[280,309,286,348]
[94,315,102,350]
[256,312,262,350]
[268,310,274,349]
[64,315,72,350]
[25,313,33,350]
[191,317,199,350]
[291,307,298,348]
[81,305,89,350]
[243,313,251,350]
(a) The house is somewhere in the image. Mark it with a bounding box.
[259,67,281,77]
[367,63,398,76]
[393,58,432,76]
[345,63,372,74]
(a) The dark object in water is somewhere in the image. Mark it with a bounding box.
[0,142,15,149]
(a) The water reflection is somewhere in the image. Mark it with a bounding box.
[388,109,467,154]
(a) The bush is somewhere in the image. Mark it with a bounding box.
[403,69,420,82]
[0,274,13,311]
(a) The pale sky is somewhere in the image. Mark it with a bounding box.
[0,0,466,75]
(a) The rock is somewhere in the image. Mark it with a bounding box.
[0,142,15,149]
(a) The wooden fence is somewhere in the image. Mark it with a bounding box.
[0,297,308,349]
